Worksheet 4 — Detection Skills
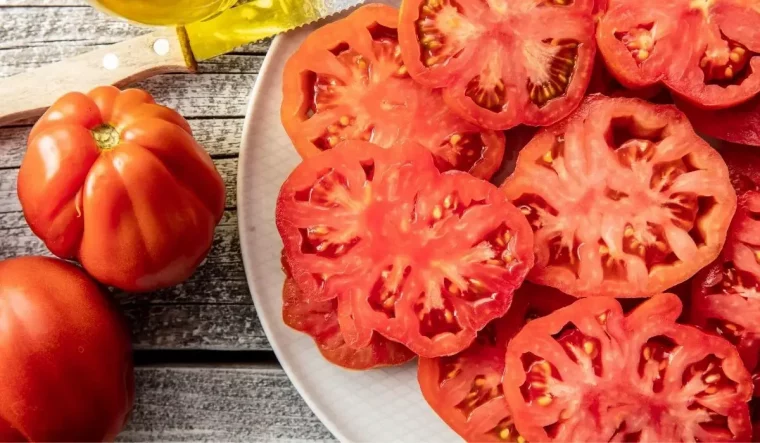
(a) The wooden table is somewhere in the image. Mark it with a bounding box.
[0,1,334,440]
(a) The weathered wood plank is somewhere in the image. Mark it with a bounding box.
[0,44,265,77]
[121,366,334,442]
[0,156,237,213]
[126,303,268,350]
[0,117,245,168]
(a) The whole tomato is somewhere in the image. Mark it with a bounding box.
[18,86,226,292]
[0,256,134,441]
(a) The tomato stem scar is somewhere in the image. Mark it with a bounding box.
[91,124,120,150]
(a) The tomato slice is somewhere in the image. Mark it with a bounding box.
[597,0,760,109]
[691,148,760,375]
[398,0,596,130]
[678,96,760,147]
[282,276,415,370]
[276,140,534,358]
[418,283,573,442]
[501,95,737,298]
[281,4,506,180]
[503,293,754,442]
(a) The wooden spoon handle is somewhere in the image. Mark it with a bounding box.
[0,27,196,127]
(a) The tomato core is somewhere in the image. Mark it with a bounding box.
[91,124,120,150]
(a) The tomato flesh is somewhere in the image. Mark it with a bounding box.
[503,293,754,442]
[418,282,573,441]
[501,95,737,298]
[276,140,534,358]
[281,4,506,180]
[597,0,760,109]
[398,0,597,130]
[691,148,760,375]
[282,276,414,370]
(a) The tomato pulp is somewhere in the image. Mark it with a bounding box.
[501,95,736,298]
[283,274,415,370]
[503,293,753,441]
[418,283,573,442]
[691,147,760,376]
[398,0,597,130]
[597,0,760,109]
[276,140,533,357]
[281,4,506,180]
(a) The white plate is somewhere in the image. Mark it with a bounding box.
[236,3,461,442]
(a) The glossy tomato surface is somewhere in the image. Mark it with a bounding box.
[283,276,415,370]
[18,86,225,292]
[597,0,760,109]
[418,283,573,442]
[276,140,533,358]
[501,95,736,298]
[691,148,760,374]
[678,96,760,147]
[0,257,134,441]
[398,0,596,130]
[281,4,505,180]
[503,293,753,442]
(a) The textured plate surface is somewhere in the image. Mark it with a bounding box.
[237,2,460,442]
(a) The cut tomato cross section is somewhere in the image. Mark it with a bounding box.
[398,0,597,130]
[281,4,506,180]
[691,148,760,376]
[418,282,574,442]
[276,140,533,358]
[597,0,760,109]
[503,293,754,442]
[501,95,736,298]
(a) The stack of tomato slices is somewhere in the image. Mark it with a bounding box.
[275,1,760,441]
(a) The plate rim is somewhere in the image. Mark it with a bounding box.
[236,34,348,443]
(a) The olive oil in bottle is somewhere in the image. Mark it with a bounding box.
[89,0,238,25]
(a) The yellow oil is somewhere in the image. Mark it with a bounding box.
[185,0,324,60]
[89,0,238,25]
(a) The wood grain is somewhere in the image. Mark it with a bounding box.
[122,366,334,441]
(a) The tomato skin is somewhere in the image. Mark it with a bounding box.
[18,86,226,292]
[0,256,134,441]
[282,277,415,370]
[503,293,753,442]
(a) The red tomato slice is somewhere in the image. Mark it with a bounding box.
[276,140,534,358]
[418,283,573,442]
[678,96,760,147]
[503,293,754,442]
[691,148,760,374]
[597,0,760,109]
[398,0,597,130]
[281,4,505,180]
[282,277,415,370]
[501,95,737,298]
